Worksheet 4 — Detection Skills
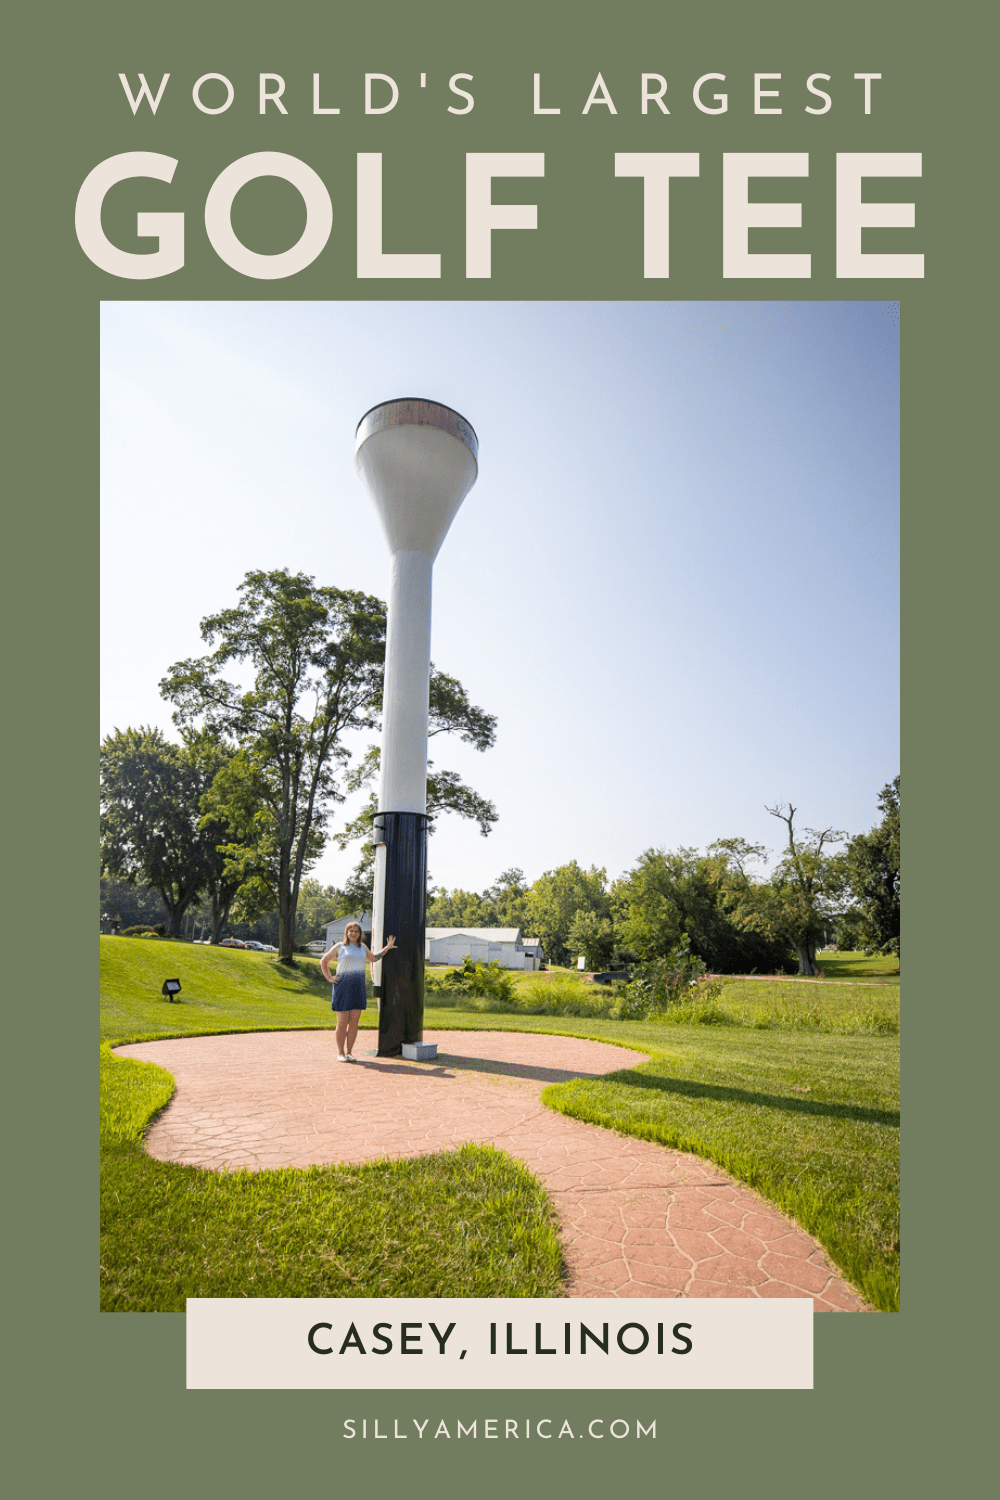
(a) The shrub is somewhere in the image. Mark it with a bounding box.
[446,956,517,1005]
[615,936,724,1020]
[121,924,168,938]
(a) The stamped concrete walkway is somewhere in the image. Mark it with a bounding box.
[115,1029,867,1311]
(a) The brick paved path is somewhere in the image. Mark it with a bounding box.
[115,1029,867,1311]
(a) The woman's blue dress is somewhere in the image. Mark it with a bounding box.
[331,943,368,1012]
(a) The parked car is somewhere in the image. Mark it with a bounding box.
[219,938,246,949]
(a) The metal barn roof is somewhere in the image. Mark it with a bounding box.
[425,927,522,943]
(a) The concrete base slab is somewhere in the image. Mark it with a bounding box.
[402,1042,438,1061]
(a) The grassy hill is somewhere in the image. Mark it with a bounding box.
[100,936,348,1044]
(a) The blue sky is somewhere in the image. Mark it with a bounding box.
[101,300,899,894]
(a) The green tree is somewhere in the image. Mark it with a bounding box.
[525,862,611,968]
[186,730,245,944]
[197,743,327,943]
[612,846,790,973]
[612,848,693,962]
[162,571,385,961]
[718,807,848,976]
[100,727,233,937]
[426,887,494,927]
[485,868,531,932]
[100,874,170,933]
[293,878,341,947]
[426,869,529,933]
[565,908,617,970]
[833,906,867,953]
[162,569,496,963]
[424,666,497,753]
[846,776,900,959]
[333,666,498,907]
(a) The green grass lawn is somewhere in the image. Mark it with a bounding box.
[710,976,899,1033]
[100,936,349,1043]
[428,963,899,1035]
[101,937,899,1311]
[542,1027,899,1311]
[102,1045,564,1310]
[816,950,900,981]
[100,940,564,1309]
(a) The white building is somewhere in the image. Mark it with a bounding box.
[425,927,545,971]
[321,913,373,952]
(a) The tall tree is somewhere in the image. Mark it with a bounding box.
[613,846,791,973]
[846,776,900,959]
[162,570,385,962]
[162,569,496,963]
[100,727,231,936]
[186,731,245,944]
[718,807,848,976]
[525,862,611,968]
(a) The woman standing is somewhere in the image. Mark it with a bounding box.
[320,922,396,1062]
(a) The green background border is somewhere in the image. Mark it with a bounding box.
[8,0,989,1492]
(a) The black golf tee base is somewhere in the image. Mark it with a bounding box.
[373,811,428,1058]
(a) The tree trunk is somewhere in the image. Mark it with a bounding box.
[796,943,820,976]
[209,889,233,945]
[162,889,196,937]
[277,867,296,965]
